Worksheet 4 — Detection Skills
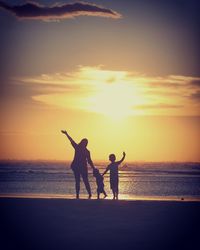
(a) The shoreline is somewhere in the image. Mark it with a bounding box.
[0,193,200,202]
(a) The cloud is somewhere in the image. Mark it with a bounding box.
[190,90,200,101]
[189,79,200,88]
[146,81,183,88]
[0,1,121,21]
[140,75,200,91]
[134,104,183,110]
[9,66,200,116]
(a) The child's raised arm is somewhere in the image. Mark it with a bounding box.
[117,152,126,165]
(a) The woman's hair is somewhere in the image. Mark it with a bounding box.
[79,138,88,147]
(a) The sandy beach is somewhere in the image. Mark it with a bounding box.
[1,1,200,249]
[0,197,199,250]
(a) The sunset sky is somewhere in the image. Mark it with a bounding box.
[0,0,200,161]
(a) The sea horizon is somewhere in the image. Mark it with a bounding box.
[1,160,200,202]
[0,159,199,163]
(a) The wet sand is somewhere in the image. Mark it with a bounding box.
[0,198,199,250]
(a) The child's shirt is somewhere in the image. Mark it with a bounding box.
[107,162,120,178]
[93,172,104,188]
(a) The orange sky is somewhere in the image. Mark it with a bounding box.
[0,1,200,162]
[1,66,200,161]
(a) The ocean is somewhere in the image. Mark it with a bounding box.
[0,160,200,201]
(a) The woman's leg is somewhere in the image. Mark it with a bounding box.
[73,170,81,199]
[97,190,100,199]
[81,170,92,198]
[116,191,119,200]
[111,188,115,199]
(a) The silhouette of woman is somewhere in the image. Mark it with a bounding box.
[61,130,95,199]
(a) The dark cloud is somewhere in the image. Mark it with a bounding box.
[147,81,184,88]
[146,77,200,91]
[145,90,179,97]
[134,104,183,110]
[190,90,200,101]
[0,78,81,109]
[0,1,121,21]
[189,79,200,88]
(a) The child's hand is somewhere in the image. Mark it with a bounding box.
[123,151,126,157]
[61,130,67,135]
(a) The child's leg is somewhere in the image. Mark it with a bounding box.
[103,189,107,198]
[116,186,119,200]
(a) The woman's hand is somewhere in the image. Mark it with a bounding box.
[61,130,67,135]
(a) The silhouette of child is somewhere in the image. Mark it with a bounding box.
[103,152,126,200]
[93,168,107,199]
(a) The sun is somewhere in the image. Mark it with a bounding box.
[88,82,137,119]
[77,66,146,119]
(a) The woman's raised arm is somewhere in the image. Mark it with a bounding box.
[61,130,77,148]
